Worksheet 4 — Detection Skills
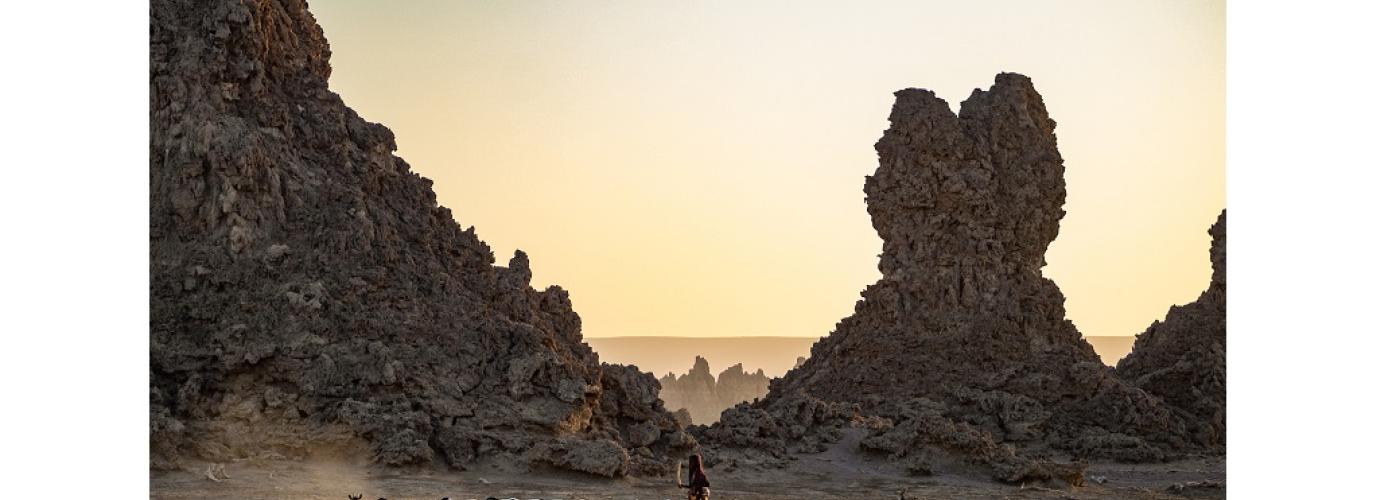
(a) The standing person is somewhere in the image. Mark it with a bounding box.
[678,454,710,500]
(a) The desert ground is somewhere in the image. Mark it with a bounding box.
[152,444,1223,500]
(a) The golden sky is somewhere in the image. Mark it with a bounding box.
[309,0,1224,338]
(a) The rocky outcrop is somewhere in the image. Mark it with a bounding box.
[859,399,1087,485]
[1116,211,1226,450]
[701,74,1214,480]
[658,358,721,425]
[716,363,770,409]
[148,0,691,475]
[659,356,771,425]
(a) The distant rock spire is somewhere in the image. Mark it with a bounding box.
[658,357,771,425]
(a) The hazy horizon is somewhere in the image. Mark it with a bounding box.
[587,335,1137,378]
[311,0,1223,340]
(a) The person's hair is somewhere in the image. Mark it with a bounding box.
[688,453,705,477]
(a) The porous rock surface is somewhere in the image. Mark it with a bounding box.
[149,0,692,476]
[658,357,771,425]
[699,74,1216,481]
[1116,211,1226,450]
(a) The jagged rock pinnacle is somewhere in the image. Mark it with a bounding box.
[703,75,1210,479]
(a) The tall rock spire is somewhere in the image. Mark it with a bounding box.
[777,74,1106,410]
[704,75,1210,482]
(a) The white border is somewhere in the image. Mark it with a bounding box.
[2,0,148,496]
[1229,0,1400,497]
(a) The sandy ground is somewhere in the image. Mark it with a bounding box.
[152,452,1224,499]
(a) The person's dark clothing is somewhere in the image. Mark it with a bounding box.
[689,469,710,489]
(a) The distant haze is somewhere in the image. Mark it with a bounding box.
[313,0,1222,340]
[1087,337,1136,367]
[588,336,1136,379]
[587,337,816,379]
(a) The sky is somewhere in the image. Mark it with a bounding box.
[308,0,1224,338]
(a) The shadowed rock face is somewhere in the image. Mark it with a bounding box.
[149,0,691,475]
[776,75,1098,407]
[702,74,1216,481]
[773,74,1189,449]
[1117,211,1226,450]
[658,357,770,424]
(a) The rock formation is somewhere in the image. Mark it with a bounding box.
[716,363,771,409]
[1116,211,1226,449]
[658,358,721,425]
[658,357,770,425]
[700,74,1213,481]
[149,0,692,475]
